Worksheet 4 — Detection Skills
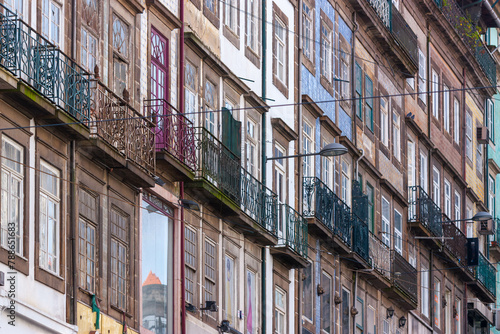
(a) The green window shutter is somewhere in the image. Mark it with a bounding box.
[365,75,373,130]
[221,107,242,160]
[355,62,363,119]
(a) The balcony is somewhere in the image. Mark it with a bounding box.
[347,0,418,74]
[270,204,309,268]
[442,220,475,279]
[303,177,334,238]
[144,99,197,181]
[433,0,496,86]
[388,251,418,310]
[81,80,155,187]
[0,5,90,131]
[185,128,278,245]
[365,232,392,289]
[331,192,352,253]
[408,186,443,247]
[347,214,371,268]
[470,252,496,303]
[489,218,500,259]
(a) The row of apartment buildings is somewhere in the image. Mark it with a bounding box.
[0,0,499,333]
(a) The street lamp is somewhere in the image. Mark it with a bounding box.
[265,142,348,161]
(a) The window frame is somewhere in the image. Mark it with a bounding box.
[394,208,402,254]
[185,226,197,304]
[432,69,439,119]
[444,179,451,218]
[443,84,450,133]
[272,4,289,97]
[365,75,374,131]
[380,97,389,147]
[319,17,332,83]
[421,263,430,318]
[393,111,400,161]
[418,49,427,104]
[466,112,472,160]
[454,98,460,143]
[275,287,287,334]
[41,0,63,47]
[433,166,441,208]
[381,197,391,247]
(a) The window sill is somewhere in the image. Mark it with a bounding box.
[110,304,132,318]
[39,267,64,281]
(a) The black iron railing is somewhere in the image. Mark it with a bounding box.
[303,177,334,231]
[392,251,418,303]
[333,192,352,246]
[352,214,370,264]
[408,186,443,238]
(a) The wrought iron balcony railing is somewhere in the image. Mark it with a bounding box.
[333,192,352,247]
[144,99,197,171]
[491,218,500,244]
[303,177,334,231]
[352,214,370,264]
[369,232,391,280]
[240,168,278,237]
[475,251,496,296]
[366,0,418,65]
[278,204,308,257]
[408,186,443,238]
[392,251,418,303]
[90,80,155,173]
[442,220,468,263]
[434,0,496,85]
[0,4,90,122]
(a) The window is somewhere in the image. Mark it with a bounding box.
[454,191,461,226]
[205,0,216,14]
[382,318,389,334]
[489,176,495,217]
[4,0,22,16]
[444,85,450,132]
[275,17,286,83]
[303,262,313,322]
[355,62,363,119]
[322,140,332,188]
[466,207,473,237]
[0,137,23,254]
[418,49,427,104]
[82,0,98,31]
[433,166,440,208]
[455,297,461,334]
[487,99,494,141]
[341,288,350,334]
[39,161,60,274]
[409,241,417,267]
[275,288,286,334]
[185,227,196,304]
[110,208,129,310]
[394,209,402,254]
[114,59,127,97]
[246,119,257,175]
[367,305,376,334]
[382,197,391,247]
[365,76,373,131]
[420,152,428,193]
[151,29,169,102]
[367,183,374,232]
[466,113,472,160]
[113,15,128,96]
[341,160,350,205]
[393,111,400,160]
[246,0,259,52]
[434,278,441,327]
[302,2,313,59]
[454,98,460,143]
[321,272,332,333]
[444,179,451,218]
[421,264,430,318]
[274,144,285,204]
[204,81,217,136]
[42,0,62,46]
[224,0,237,32]
[476,141,483,175]
[355,297,363,331]
[320,21,332,82]
[81,28,97,72]
[303,121,313,177]
[204,238,217,314]
[224,255,236,325]
[408,140,416,188]
[432,70,439,119]
[246,270,257,333]
[79,189,98,292]
[340,52,349,99]
[380,98,389,147]
[185,62,197,123]
[445,289,451,334]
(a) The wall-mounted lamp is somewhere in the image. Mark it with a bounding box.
[399,316,407,328]
[199,301,218,312]
[178,199,200,211]
[387,307,394,319]
[185,303,197,312]
[442,295,447,308]
[265,143,348,162]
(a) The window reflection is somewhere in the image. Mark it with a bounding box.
[141,198,173,334]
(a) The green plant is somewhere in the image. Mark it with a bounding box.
[456,13,483,47]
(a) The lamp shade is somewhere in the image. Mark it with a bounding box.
[471,211,492,222]
[319,143,348,157]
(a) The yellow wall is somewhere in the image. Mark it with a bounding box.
[77,302,138,334]
[465,93,485,203]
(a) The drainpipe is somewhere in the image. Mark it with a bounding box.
[261,1,267,333]
[179,0,186,333]
[70,0,78,325]
[351,13,358,149]
[426,24,432,193]
[462,68,467,230]
[351,271,358,334]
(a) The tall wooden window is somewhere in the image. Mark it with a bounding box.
[110,207,129,310]
[151,28,169,102]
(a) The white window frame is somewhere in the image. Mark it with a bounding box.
[432,69,439,119]
[303,121,313,177]
[455,297,461,334]
[434,277,441,328]
[39,160,61,275]
[444,179,451,218]
[275,287,286,334]
[381,197,391,247]
[454,190,461,226]
[341,159,350,205]
[408,140,416,188]
[224,0,237,32]
[454,98,460,143]
[443,84,450,133]
[322,140,333,189]
[489,175,495,217]
[421,264,430,318]
[275,17,286,83]
[246,118,258,176]
[466,207,473,237]
[418,49,427,104]
[433,166,440,208]
[4,0,23,18]
[42,0,62,47]
[393,111,400,161]
[320,21,332,82]
[81,27,97,73]
[466,113,472,160]
[246,0,259,52]
[420,152,428,193]
[476,142,483,176]
[394,209,402,254]
[185,62,198,124]
[302,2,313,60]
[0,137,24,255]
[380,98,389,147]
[224,254,237,325]
[487,98,494,142]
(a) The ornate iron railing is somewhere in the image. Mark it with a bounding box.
[0,4,90,122]
[352,214,370,264]
[492,218,500,244]
[195,127,241,204]
[278,204,308,257]
[241,168,278,236]
[369,232,391,280]
[435,0,496,85]
[302,177,334,231]
[392,251,418,303]
[442,217,468,266]
[144,99,197,171]
[475,252,496,296]
[408,186,443,237]
[333,192,352,247]
[367,0,391,27]
[90,80,155,173]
